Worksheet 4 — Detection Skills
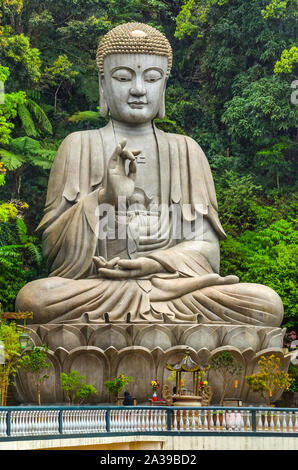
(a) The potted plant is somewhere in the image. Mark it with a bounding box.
[151,379,160,401]
[104,374,133,403]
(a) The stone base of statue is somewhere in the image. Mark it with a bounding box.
[13,323,291,405]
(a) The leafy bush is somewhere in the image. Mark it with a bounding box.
[104,374,133,401]
[220,218,298,325]
[246,354,291,404]
[60,370,98,404]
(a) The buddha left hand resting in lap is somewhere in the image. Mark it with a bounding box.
[16,23,283,326]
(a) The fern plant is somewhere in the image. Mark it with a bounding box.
[0,218,42,310]
[17,99,53,137]
[0,136,56,196]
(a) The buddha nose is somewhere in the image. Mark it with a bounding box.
[130,79,146,97]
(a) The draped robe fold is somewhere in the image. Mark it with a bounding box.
[15,121,283,326]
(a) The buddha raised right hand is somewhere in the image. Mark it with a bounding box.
[99,138,140,207]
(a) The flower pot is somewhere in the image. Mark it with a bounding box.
[152,391,158,401]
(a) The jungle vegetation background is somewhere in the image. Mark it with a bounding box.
[0,0,297,328]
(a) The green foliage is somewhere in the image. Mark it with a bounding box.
[245,354,291,404]
[43,55,79,111]
[288,364,298,393]
[274,46,298,74]
[0,25,41,83]
[210,351,243,405]
[215,170,262,236]
[261,0,296,19]
[0,318,23,405]
[104,374,134,399]
[0,203,18,223]
[18,344,52,405]
[221,76,298,141]
[0,212,42,311]
[68,110,100,123]
[0,136,56,171]
[220,218,298,324]
[17,99,53,137]
[60,370,98,404]
[175,0,229,39]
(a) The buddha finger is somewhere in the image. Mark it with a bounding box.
[119,138,127,149]
[117,259,140,270]
[93,256,107,269]
[106,257,121,269]
[215,275,239,285]
[128,160,136,182]
[114,149,135,175]
[120,149,137,162]
[108,139,127,169]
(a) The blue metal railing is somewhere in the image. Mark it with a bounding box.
[0,405,297,441]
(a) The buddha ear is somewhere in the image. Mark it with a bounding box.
[156,83,166,119]
[98,72,109,118]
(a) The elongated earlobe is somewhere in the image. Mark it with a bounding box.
[98,73,109,117]
[157,86,166,119]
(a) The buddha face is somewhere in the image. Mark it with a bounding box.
[101,53,168,123]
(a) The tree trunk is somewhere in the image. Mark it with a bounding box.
[54,82,63,112]
[220,379,228,406]
[11,166,26,199]
[37,382,41,406]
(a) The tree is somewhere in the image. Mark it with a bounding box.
[0,161,42,311]
[274,46,298,74]
[60,370,98,404]
[104,374,133,403]
[220,218,298,326]
[43,55,78,112]
[210,351,243,406]
[18,344,52,405]
[0,317,23,406]
[245,354,291,405]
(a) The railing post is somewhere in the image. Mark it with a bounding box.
[106,408,111,433]
[167,409,172,431]
[6,410,10,437]
[251,409,257,432]
[58,410,63,434]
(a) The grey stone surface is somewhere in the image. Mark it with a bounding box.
[13,323,290,404]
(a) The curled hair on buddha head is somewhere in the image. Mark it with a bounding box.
[96,23,172,119]
[96,22,173,79]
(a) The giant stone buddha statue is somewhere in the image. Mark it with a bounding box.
[16,23,284,327]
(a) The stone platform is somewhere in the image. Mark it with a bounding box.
[14,323,291,405]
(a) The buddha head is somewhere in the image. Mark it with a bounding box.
[96,22,172,123]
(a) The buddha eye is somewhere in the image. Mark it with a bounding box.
[144,70,163,83]
[112,69,132,82]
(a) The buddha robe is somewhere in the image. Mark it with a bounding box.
[15,121,283,326]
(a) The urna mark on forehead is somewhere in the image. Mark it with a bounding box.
[96,22,173,78]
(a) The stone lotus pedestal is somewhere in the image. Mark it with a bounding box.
[13,322,291,405]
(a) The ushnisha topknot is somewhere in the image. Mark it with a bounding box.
[96,22,173,79]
